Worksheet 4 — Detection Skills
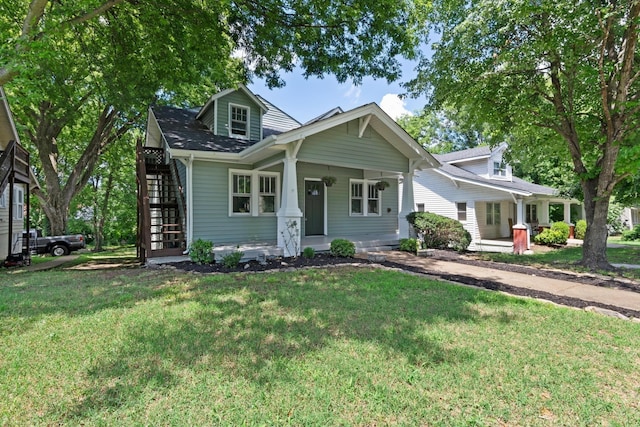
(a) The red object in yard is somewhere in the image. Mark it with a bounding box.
[513,225,528,255]
[569,225,575,239]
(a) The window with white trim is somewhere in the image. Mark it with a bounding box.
[457,202,467,221]
[232,173,251,214]
[229,170,279,216]
[259,175,276,214]
[349,179,382,216]
[416,203,425,212]
[13,187,24,220]
[493,161,507,177]
[0,187,6,208]
[486,202,501,225]
[229,104,249,138]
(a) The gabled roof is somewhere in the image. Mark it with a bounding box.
[436,143,508,164]
[304,107,344,125]
[153,105,258,153]
[257,95,301,138]
[435,162,556,197]
[195,83,268,121]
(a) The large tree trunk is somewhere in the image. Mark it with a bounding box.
[580,179,612,270]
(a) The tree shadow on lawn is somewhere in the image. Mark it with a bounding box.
[60,267,523,422]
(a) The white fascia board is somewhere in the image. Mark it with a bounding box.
[447,155,491,164]
[168,148,246,163]
[433,168,532,197]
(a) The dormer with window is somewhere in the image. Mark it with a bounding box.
[487,147,512,181]
[195,84,267,141]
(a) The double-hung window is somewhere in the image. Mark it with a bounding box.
[229,104,249,138]
[13,187,24,220]
[350,179,382,216]
[230,170,279,216]
[0,187,6,208]
[486,202,501,225]
[493,161,507,177]
[457,202,467,221]
[526,204,537,223]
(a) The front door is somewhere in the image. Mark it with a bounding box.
[305,180,324,236]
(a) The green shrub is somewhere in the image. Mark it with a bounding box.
[220,250,244,268]
[534,222,570,246]
[330,239,355,257]
[302,247,316,259]
[189,239,213,264]
[406,212,471,252]
[621,224,640,241]
[575,219,587,240]
[399,238,420,254]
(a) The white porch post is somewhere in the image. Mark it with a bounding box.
[277,147,303,257]
[515,197,524,225]
[540,200,550,225]
[185,155,194,251]
[563,201,572,224]
[398,171,415,238]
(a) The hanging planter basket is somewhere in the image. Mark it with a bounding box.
[321,176,337,187]
[375,180,390,191]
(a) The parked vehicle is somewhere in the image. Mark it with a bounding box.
[22,229,86,256]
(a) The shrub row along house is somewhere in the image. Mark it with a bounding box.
[0,87,36,265]
[137,85,581,260]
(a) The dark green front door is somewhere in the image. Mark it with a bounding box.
[305,181,324,236]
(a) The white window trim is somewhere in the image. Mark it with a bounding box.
[228,169,280,217]
[456,202,467,222]
[349,179,383,217]
[486,202,501,225]
[228,103,250,139]
[13,187,24,220]
[0,187,6,209]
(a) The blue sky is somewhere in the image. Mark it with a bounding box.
[248,60,427,124]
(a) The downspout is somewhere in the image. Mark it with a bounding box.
[183,154,194,254]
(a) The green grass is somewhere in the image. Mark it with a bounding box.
[609,235,640,247]
[477,244,640,280]
[1,266,639,425]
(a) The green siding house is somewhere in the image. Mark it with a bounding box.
[138,85,437,259]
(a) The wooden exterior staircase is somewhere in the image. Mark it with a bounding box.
[136,146,186,262]
[0,139,31,262]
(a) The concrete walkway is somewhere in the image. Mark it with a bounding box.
[379,251,640,315]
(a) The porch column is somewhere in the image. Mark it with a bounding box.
[398,172,415,238]
[277,151,303,257]
[515,197,524,225]
[540,200,550,225]
[563,201,571,224]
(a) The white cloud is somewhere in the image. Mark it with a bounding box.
[344,84,362,104]
[379,94,412,121]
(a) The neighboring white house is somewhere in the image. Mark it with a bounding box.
[622,206,639,230]
[413,143,583,252]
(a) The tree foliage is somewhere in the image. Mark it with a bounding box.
[407,0,640,269]
[2,0,421,235]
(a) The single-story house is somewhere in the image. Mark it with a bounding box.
[138,84,438,260]
[0,86,34,263]
[413,143,583,252]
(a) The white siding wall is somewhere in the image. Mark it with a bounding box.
[0,187,8,260]
[455,159,489,177]
[413,170,515,242]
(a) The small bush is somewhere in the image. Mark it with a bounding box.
[399,238,420,254]
[330,239,355,257]
[406,212,471,252]
[534,222,570,246]
[189,239,213,264]
[221,250,244,268]
[575,219,587,240]
[302,247,316,259]
[621,224,640,241]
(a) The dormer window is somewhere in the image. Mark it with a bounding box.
[493,161,507,177]
[230,104,249,138]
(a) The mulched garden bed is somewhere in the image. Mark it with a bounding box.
[165,250,640,319]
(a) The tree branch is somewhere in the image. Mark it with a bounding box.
[63,0,127,27]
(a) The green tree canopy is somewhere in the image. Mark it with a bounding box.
[407,0,640,269]
[2,0,421,234]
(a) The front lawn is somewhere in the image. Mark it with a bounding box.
[1,266,639,425]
